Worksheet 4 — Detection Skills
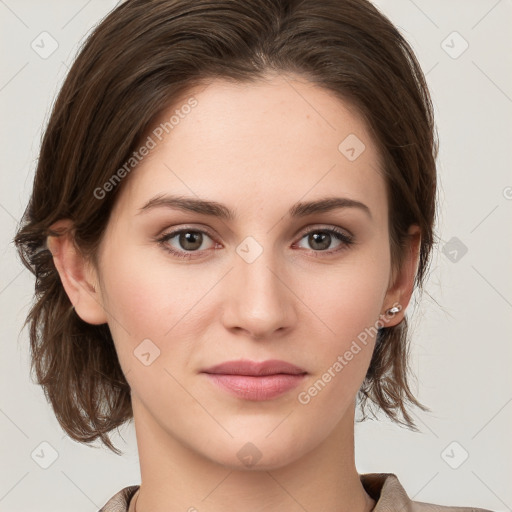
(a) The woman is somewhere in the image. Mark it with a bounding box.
[13,0,494,511]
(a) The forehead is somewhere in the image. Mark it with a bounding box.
[112,74,386,222]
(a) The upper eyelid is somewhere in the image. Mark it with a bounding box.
[159,225,217,241]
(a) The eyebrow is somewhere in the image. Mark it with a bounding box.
[137,194,372,220]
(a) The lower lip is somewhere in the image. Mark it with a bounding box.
[203,373,306,401]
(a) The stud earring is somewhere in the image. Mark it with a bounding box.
[386,304,402,315]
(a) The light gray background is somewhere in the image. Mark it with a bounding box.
[1,1,511,511]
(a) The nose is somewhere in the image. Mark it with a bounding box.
[221,244,296,339]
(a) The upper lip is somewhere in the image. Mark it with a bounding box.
[202,359,306,376]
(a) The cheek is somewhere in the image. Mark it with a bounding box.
[100,242,191,328]
[297,246,390,393]
[98,245,219,373]
[96,247,175,366]
[306,248,390,343]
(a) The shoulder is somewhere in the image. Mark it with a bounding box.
[98,475,495,512]
[360,473,495,512]
[98,485,139,512]
[410,499,494,512]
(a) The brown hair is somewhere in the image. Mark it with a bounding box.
[14,0,438,454]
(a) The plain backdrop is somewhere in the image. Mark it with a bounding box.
[1,1,511,511]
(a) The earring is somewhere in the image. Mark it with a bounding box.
[386,304,402,315]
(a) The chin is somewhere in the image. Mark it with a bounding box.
[202,434,311,472]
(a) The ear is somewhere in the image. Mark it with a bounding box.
[381,224,421,327]
[46,219,108,325]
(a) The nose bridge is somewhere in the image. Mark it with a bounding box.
[235,234,284,302]
[223,234,294,336]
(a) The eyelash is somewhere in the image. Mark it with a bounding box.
[154,226,355,260]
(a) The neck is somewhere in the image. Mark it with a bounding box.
[129,397,375,512]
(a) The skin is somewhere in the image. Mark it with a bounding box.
[48,73,420,512]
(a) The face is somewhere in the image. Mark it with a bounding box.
[80,74,407,469]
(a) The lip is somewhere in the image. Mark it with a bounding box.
[201,359,307,401]
[202,359,306,376]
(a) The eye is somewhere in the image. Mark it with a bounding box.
[156,228,217,259]
[294,227,354,255]
[155,225,355,260]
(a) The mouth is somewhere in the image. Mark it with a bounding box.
[201,359,307,401]
[201,358,307,376]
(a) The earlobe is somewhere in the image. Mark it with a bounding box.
[381,225,421,327]
[47,220,108,325]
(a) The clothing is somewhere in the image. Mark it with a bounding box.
[98,473,494,512]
